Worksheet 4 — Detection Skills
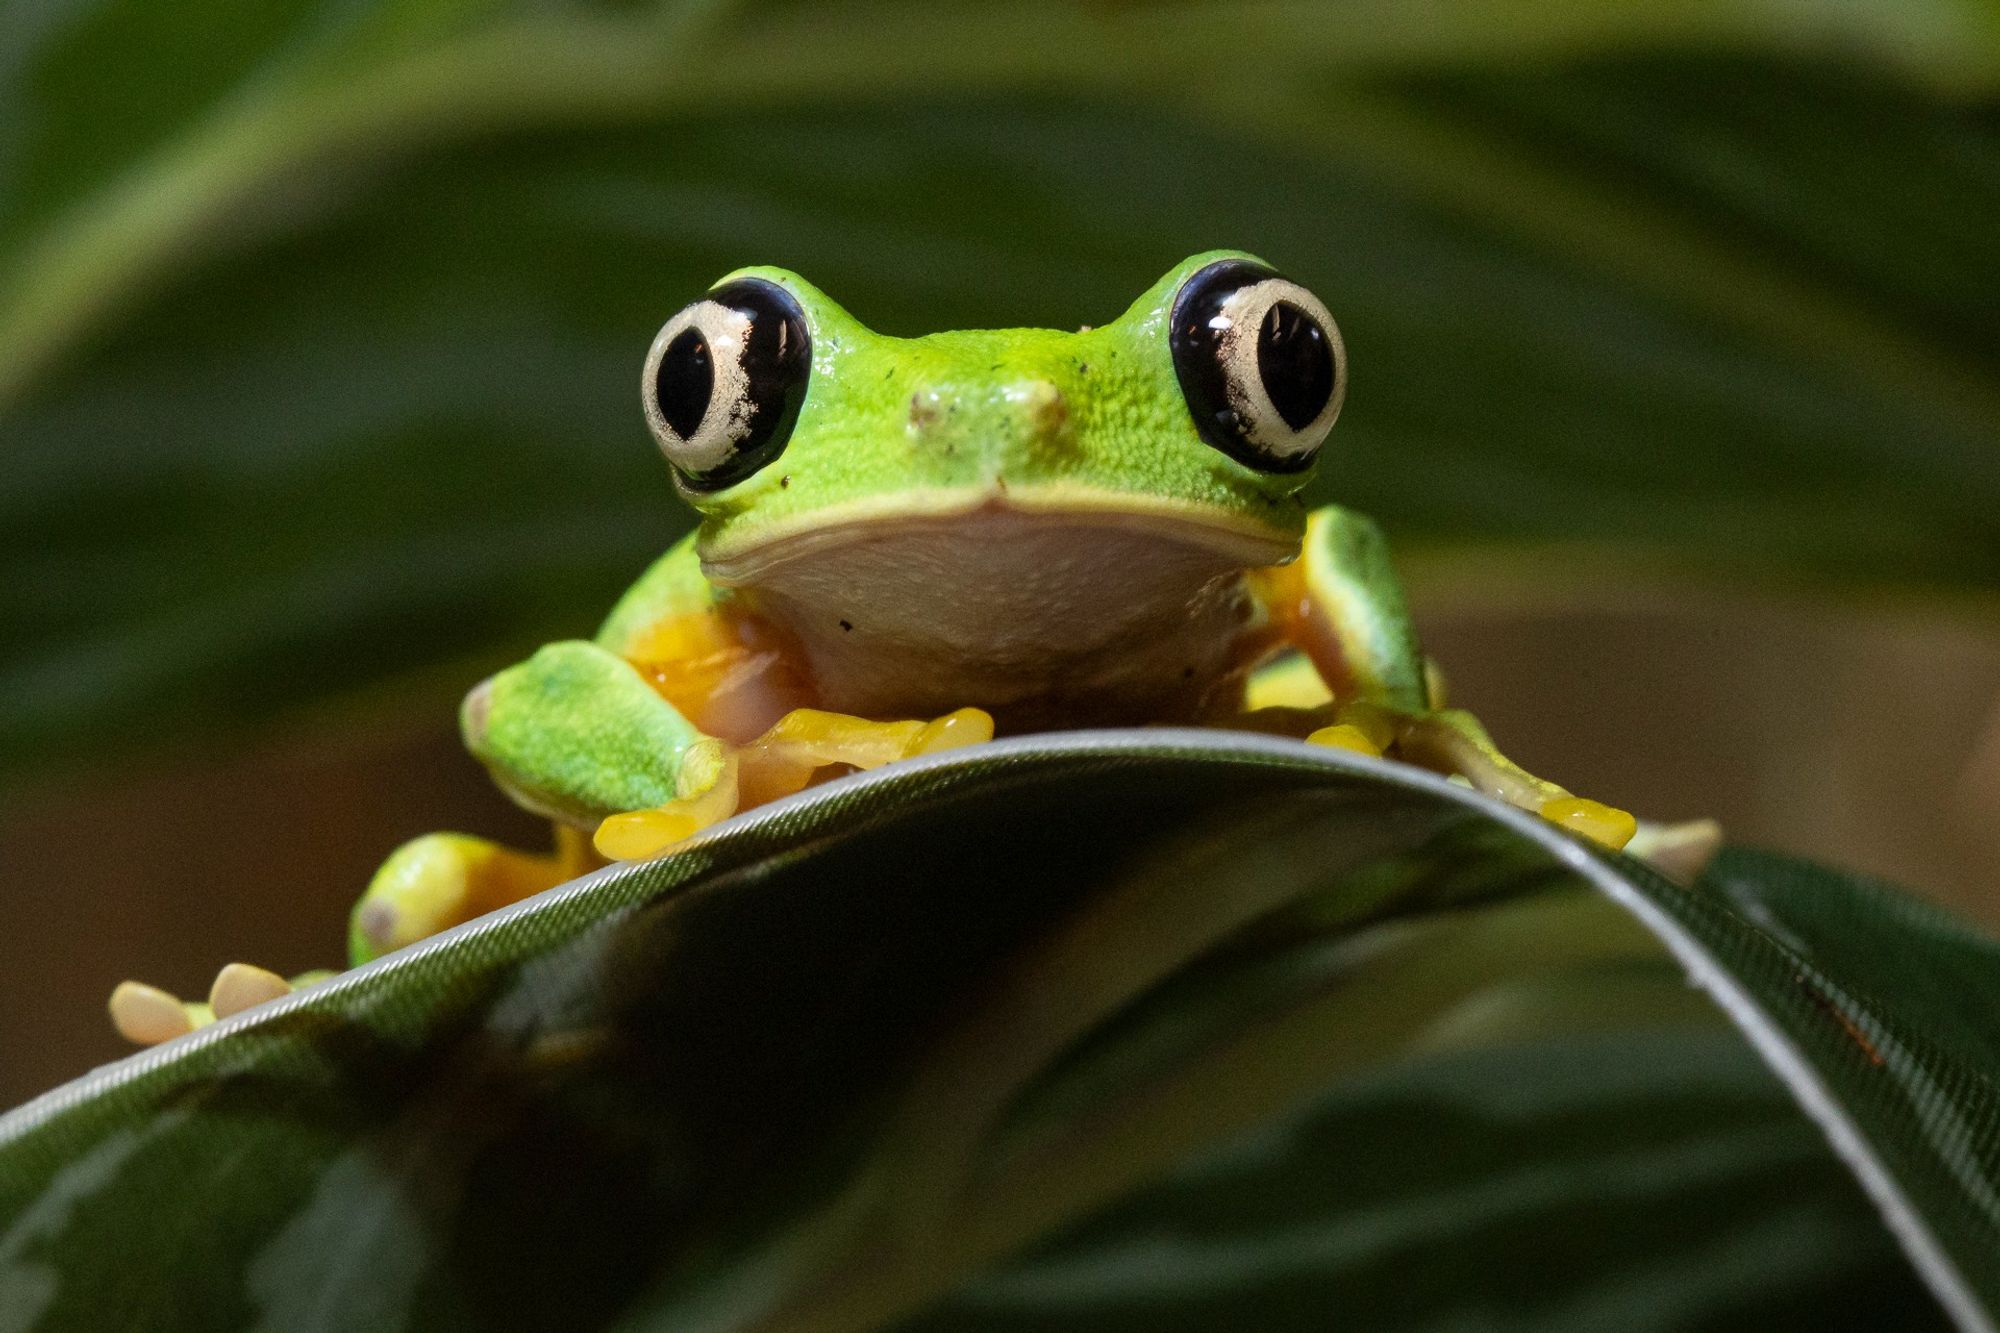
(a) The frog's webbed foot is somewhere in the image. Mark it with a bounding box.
[593,706,995,861]
[109,964,335,1046]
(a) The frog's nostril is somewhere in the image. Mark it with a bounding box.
[908,389,947,434]
[1011,379,1067,438]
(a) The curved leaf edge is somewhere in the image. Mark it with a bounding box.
[0,727,1988,1329]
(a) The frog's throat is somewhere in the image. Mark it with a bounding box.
[697,487,1296,583]
[691,494,1297,729]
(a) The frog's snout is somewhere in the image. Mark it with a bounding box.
[907,376,1073,471]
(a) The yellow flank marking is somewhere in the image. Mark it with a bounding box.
[1539,797,1638,851]
[109,981,195,1045]
[1306,723,1382,757]
[1243,654,1334,711]
[625,608,808,741]
[623,609,741,669]
[1249,525,1385,704]
[209,963,293,1018]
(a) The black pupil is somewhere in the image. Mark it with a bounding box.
[1256,301,1334,431]
[656,328,713,440]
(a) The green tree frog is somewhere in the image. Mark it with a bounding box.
[110,251,1710,1044]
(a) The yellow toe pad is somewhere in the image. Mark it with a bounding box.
[1539,796,1638,851]
[210,963,294,1018]
[109,982,198,1045]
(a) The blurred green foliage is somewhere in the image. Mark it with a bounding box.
[3,0,1999,780]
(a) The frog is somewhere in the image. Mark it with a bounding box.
[108,250,1716,1044]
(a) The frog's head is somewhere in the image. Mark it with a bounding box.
[640,251,1344,593]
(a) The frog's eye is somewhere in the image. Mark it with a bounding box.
[643,277,811,489]
[1169,259,1344,473]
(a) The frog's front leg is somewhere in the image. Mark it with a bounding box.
[1253,506,1707,865]
[111,632,999,1043]
[464,617,992,865]
[342,635,724,958]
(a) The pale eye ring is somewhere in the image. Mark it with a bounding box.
[1169,260,1345,473]
[642,278,810,490]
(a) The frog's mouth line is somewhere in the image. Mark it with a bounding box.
[698,488,1299,584]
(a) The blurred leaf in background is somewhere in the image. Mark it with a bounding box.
[4,0,1999,781]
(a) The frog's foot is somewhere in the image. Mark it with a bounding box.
[1305,703,1694,865]
[109,964,336,1046]
[594,706,995,861]
[109,825,596,1045]
[350,826,600,964]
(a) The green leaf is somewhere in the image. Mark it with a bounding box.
[6,2,2000,776]
[0,736,1992,1329]
[900,1034,1939,1332]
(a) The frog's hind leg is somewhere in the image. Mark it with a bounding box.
[1255,506,1717,874]
[108,825,600,1046]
